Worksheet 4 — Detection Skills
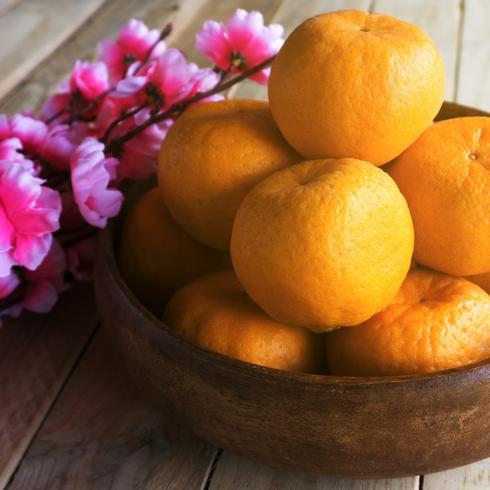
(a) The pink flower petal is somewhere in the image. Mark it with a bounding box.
[13,233,52,271]
[0,271,19,298]
[71,137,123,228]
[10,115,48,154]
[70,61,110,100]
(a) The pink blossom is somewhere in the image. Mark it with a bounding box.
[9,115,48,154]
[114,109,173,179]
[70,137,123,228]
[40,124,75,171]
[0,163,61,276]
[0,270,19,299]
[0,115,11,139]
[23,239,67,313]
[70,61,110,101]
[67,237,96,281]
[99,19,166,83]
[196,9,284,84]
[115,48,196,108]
[94,95,137,135]
[188,67,225,105]
[0,138,36,174]
[40,89,70,122]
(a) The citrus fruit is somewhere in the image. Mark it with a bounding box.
[163,270,324,373]
[158,99,300,250]
[118,188,227,314]
[268,9,445,165]
[388,116,490,276]
[467,271,490,294]
[326,268,490,376]
[231,158,414,332]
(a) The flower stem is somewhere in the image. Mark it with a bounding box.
[108,55,275,152]
[134,23,173,75]
[101,103,147,145]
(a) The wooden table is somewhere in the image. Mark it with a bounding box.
[1,0,489,488]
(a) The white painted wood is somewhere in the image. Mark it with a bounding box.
[423,458,490,489]
[374,0,460,101]
[231,0,372,100]
[457,0,490,110]
[0,0,107,99]
[209,452,419,490]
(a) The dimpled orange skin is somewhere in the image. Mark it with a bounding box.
[117,189,228,315]
[163,270,324,373]
[467,271,490,294]
[326,268,490,376]
[268,10,445,165]
[158,99,300,250]
[230,158,414,332]
[388,117,490,276]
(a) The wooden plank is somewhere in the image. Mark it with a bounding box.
[7,330,217,490]
[0,284,98,489]
[373,0,460,101]
[0,0,107,100]
[208,452,419,490]
[423,459,490,489]
[0,0,22,17]
[457,0,490,110]
[231,0,372,100]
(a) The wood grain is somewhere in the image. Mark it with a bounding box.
[231,0,372,101]
[0,0,107,100]
[0,284,98,489]
[373,0,460,101]
[457,0,490,110]
[423,458,490,489]
[209,452,419,490]
[8,330,217,490]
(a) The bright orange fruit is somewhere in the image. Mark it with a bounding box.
[326,268,490,376]
[388,116,490,276]
[268,9,444,165]
[118,189,228,314]
[231,158,414,332]
[163,270,324,373]
[158,99,300,250]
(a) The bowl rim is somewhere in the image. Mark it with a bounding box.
[100,221,490,390]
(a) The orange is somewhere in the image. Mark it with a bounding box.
[231,158,414,332]
[467,271,490,294]
[158,99,300,250]
[118,188,227,314]
[388,117,490,276]
[326,268,490,376]
[163,270,324,373]
[268,10,445,165]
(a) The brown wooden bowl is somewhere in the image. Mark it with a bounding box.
[95,101,490,478]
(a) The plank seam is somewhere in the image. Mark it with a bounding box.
[419,473,425,490]
[201,448,223,490]
[5,322,101,489]
[454,0,465,102]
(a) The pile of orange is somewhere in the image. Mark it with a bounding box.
[118,10,490,376]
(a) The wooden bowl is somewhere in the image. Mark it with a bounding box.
[95,102,490,478]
